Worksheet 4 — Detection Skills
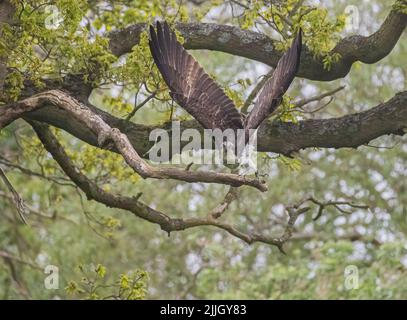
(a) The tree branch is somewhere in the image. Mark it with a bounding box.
[17,90,407,157]
[292,196,369,221]
[28,121,295,250]
[108,4,406,81]
[0,166,28,224]
[0,155,75,187]
[208,187,238,219]
[0,90,267,191]
[294,85,346,109]
[0,250,41,270]
[16,122,371,250]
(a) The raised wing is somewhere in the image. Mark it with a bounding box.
[149,21,244,131]
[245,29,302,131]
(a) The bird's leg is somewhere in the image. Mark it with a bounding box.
[236,143,258,176]
[222,141,239,171]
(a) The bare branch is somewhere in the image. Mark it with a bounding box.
[294,85,346,109]
[125,90,157,121]
[1,90,267,191]
[0,166,28,224]
[0,155,75,187]
[296,97,334,114]
[27,122,285,249]
[0,250,41,270]
[28,122,372,250]
[0,190,76,223]
[208,187,238,219]
[292,196,369,221]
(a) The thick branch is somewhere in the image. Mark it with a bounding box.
[109,5,406,81]
[1,122,368,250]
[0,90,266,191]
[28,121,302,250]
[18,91,407,157]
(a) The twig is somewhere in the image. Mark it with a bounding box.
[230,0,284,36]
[0,166,28,224]
[294,85,345,110]
[292,196,369,221]
[125,91,157,121]
[242,70,274,114]
[0,155,74,187]
[0,190,76,224]
[364,143,398,150]
[296,96,334,114]
[0,250,42,270]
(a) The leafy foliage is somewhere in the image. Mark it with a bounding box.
[0,0,405,300]
[65,263,148,300]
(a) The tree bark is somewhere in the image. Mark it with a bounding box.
[109,6,407,81]
[16,91,406,157]
[0,0,15,94]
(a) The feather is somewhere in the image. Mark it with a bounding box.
[149,21,244,131]
[245,29,302,132]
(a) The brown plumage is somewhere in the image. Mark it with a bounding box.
[245,29,302,132]
[149,21,302,135]
[149,21,244,132]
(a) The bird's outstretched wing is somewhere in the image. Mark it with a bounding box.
[245,29,302,131]
[149,21,244,131]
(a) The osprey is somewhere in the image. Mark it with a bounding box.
[148,21,302,138]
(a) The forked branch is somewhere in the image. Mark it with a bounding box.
[0,90,267,191]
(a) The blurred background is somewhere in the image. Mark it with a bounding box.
[0,0,406,299]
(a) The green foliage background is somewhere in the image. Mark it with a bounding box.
[0,0,406,299]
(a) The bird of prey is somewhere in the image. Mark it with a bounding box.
[148,21,302,140]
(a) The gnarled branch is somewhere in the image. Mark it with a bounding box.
[0,90,267,191]
[30,121,347,251]
[28,121,292,249]
[109,4,406,81]
[18,90,407,157]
